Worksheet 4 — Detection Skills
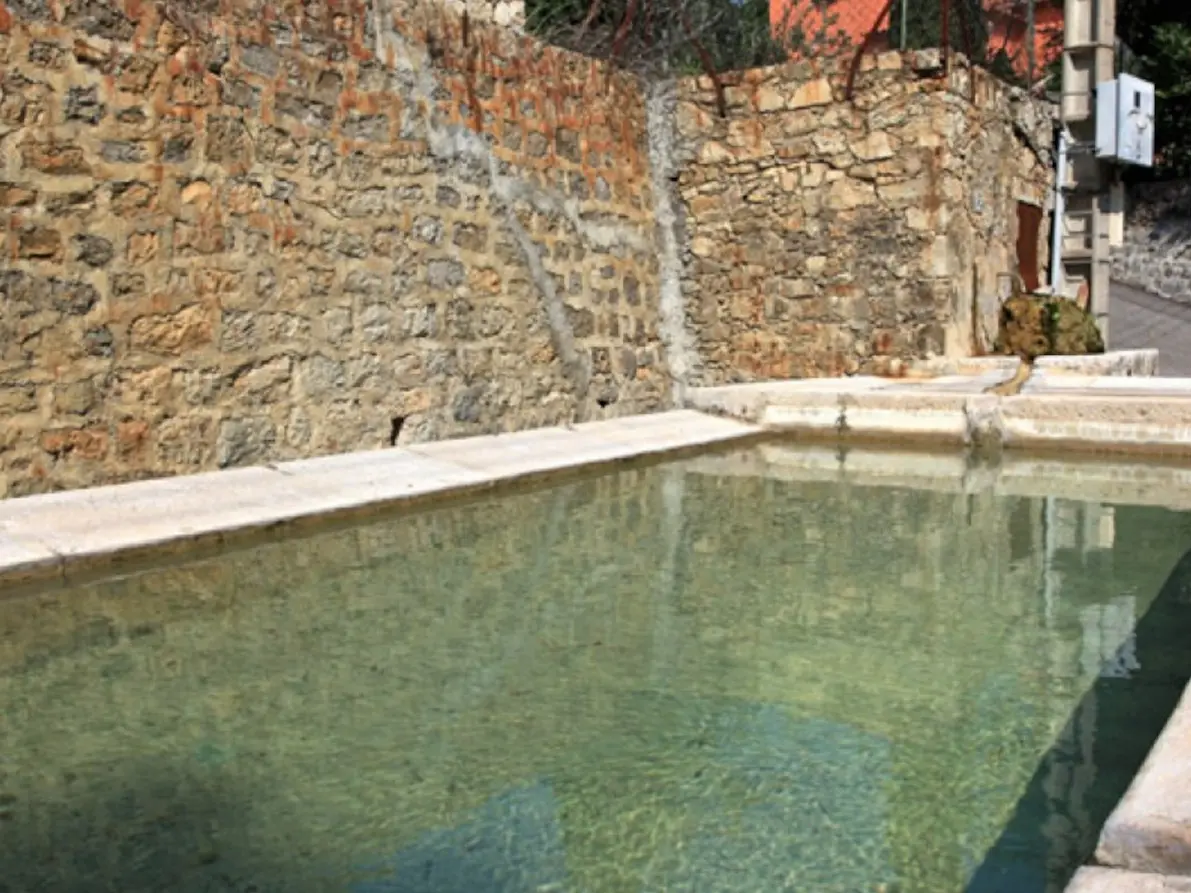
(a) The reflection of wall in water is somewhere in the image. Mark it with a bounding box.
[669,475,1053,735]
[1039,499,1147,893]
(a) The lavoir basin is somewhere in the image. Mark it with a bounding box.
[2,438,1191,893]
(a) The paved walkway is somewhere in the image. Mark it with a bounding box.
[1111,282,1191,376]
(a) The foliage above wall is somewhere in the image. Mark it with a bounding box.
[522,0,847,83]
[1119,0,1191,179]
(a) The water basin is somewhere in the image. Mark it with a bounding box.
[1,445,1189,893]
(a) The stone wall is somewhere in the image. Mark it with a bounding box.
[442,0,525,29]
[0,0,665,496]
[1112,180,1191,301]
[0,0,1056,496]
[671,52,1055,382]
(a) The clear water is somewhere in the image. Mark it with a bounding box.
[2,448,1190,893]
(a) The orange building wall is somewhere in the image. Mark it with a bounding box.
[770,0,890,52]
[771,0,1064,77]
[987,4,1063,81]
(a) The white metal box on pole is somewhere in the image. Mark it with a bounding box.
[1095,73,1156,168]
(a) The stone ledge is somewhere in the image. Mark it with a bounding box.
[1067,868,1191,893]
[688,350,1157,424]
[689,364,1191,458]
[0,410,761,591]
[909,349,1160,378]
[1097,682,1191,876]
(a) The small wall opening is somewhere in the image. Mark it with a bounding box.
[1017,201,1044,292]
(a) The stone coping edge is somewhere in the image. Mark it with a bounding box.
[0,410,762,593]
[1067,867,1191,892]
[908,348,1159,378]
[1096,681,1191,877]
[690,382,1191,458]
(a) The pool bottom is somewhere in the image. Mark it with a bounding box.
[1,456,1189,893]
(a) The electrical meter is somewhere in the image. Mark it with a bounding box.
[1095,73,1156,168]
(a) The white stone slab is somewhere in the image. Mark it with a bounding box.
[1067,867,1191,893]
[999,395,1191,452]
[273,448,490,511]
[576,408,757,451]
[760,402,845,432]
[0,467,285,560]
[408,426,630,479]
[910,349,1159,379]
[686,378,891,421]
[1098,684,1191,876]
[885,374,1005,393]
[1032,376,1191,394]
[842,406,970,440]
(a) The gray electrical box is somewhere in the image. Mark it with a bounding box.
[1095,73,1156,167]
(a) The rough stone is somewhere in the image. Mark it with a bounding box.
[0,0,1044,496]
[216,417,277,468]
[788,78,833,109]
[64,85,103,124]
[1113,180,1191,300]
[74,234,114,267]
[678,55,1054,384]
[130,306,215,355]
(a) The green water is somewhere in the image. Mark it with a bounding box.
[1,450,1190,893]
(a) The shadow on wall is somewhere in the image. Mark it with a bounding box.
[966,536,1191,893]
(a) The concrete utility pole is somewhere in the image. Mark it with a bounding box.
[1059,0,1118,344]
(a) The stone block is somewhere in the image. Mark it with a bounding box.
[216,417,278,468]
[17,226,62,260]
[788,78,833,109]
[40,426,109,461]
[130,306,215,356]
[74,234,114,267]
[21,141,89,175]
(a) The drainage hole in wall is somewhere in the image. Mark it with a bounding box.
[389,416,406,447]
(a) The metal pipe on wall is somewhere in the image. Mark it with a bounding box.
[1051,126,1068,295]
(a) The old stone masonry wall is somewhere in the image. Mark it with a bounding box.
[0,0,1056,496]
[0,0,664,496]
[1113,180,1191,301]
[674,54,1054,382]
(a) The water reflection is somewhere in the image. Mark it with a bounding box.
[969,538,1191,893]
[0,457,1188,893]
